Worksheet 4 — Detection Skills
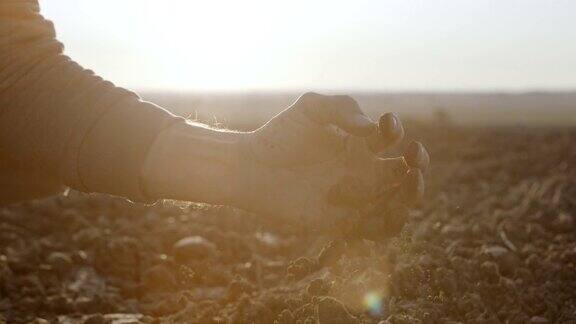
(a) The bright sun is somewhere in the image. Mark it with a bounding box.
[139,0,297,90]
[41,0,576,91]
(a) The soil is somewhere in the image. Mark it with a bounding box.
[1,124,575,323]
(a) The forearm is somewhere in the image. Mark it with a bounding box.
[0,1,182,201]
[142,121,247,205]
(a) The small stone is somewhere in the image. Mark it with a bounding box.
[550,213,574,233]
[84,314,105,324]
[74,296,95,313]
[530,316,549,323]
[441,224,467,238]
[482,245,521,276]
[47,295,73,313]
[173,236,217,262]
[483,245,509,258]
[73,228,102,247]
[108,236,141,267]
[480,261,500,283]
[30,319,49,324]
[498,252,522,277]
[227,277,255,301]
[72,250,89,265]
[418,254,436,268]
[47,252,73,274]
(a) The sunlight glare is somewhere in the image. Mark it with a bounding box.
[140,0,290,90]
[363,291,384,316]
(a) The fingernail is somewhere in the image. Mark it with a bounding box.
[379,113,401,139]
[405,141,430,173]
[401,168,424,205]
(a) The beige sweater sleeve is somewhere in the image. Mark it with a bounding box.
[0,0,184,201]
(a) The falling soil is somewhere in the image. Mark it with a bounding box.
[1,124,575,323]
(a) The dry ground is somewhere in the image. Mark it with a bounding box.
[1,122,575,323]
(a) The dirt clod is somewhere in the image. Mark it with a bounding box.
[47,251,73,274]
[83,314,105,324]
[173,235,217,262]
[142,264,177,293]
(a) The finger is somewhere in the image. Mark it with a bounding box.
[404,141,430,173]
[296,92,376,137]
[352,167,422,241]
[399,168,425,205]
[375,157,409,189]
[327,95,377,137]
[327,156,408,208]
[367,166,423,214]
[366,113,404,155]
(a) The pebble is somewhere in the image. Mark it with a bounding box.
[84,314,105,324]
[550,213,574,233]
[480,261,500,283]
[227,277,255,301]
[483,245,508,258]
[530,316,549,323]
[47,252,73,274]
[173,236,217,262]
[482,245,521,276]
[108,237,141,267]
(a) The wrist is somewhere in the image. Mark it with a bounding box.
[142,121,246,205]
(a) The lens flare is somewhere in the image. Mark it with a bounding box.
[363,292,383,316]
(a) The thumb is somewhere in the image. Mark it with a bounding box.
[296,93,376,137]
[325,95,376,137]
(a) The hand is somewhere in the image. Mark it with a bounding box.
[143,92,429,239]
[232,93,429,238]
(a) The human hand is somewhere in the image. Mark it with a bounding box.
[232,92,429,238]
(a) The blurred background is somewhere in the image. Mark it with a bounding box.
[42,0,576,127]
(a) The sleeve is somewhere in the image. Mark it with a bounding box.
[0,0,184,202]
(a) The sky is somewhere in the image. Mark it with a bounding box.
[41,0,576,92]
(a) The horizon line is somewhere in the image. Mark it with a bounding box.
[135,87,576,95]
